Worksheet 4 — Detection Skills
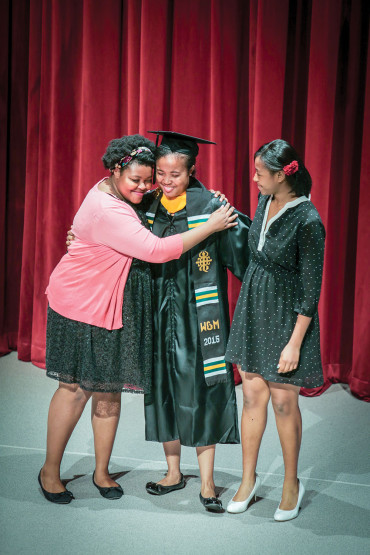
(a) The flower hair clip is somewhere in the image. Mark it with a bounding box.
[283,160,299,176]
[111,146,152,172]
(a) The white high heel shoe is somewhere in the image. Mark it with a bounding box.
[274,480,305,522]
[227,475,261,514]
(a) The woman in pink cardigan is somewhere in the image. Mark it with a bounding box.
[39,134,237,504]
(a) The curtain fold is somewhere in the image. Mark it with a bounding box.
[0,0,29,355]
[1,0,369,400]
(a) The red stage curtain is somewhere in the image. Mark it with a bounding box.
[1,0,369,401]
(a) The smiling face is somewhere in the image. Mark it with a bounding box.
[155,154,194,199]
[114,162,153,203]
[253,156,283,196]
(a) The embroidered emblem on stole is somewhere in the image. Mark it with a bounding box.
[196,251,213,272]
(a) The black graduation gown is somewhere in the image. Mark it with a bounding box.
[144,178,251,447]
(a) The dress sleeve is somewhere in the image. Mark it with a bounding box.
[218,207,252,281]
[294,216,325,317]
[92,202,183,263]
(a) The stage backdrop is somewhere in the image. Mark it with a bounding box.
[1,0,369,400]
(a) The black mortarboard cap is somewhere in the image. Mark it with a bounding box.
[148,130,216,158]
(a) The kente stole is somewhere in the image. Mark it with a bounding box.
[146,187,228,387]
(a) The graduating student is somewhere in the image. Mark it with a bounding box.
[144,131,251,512]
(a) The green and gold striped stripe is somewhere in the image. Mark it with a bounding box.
[195,286,218,306]
[187,214,210,229]
[203,356,227,376]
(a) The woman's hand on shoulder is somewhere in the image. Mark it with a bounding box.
[207,203,238,232]
[66,226,75,247]
[277,343,300,373]
[210,189,229,204]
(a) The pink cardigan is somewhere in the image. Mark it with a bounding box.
[46,182,183,329]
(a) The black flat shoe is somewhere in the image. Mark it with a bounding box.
[38,470,74,504]
[146,474,185,496]
[92,471,123,500]
[199,492,224,513]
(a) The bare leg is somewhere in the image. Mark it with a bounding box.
[270,382,302,510]
[91,392,121,488]
[41,383,92,493]
[232,370,270,502]
[196,444,216,498]
[156,440,182,486]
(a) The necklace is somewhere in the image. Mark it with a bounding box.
[107,177,125,201]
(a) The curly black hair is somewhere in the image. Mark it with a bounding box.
[102,134,156,171]
[255,139,312,197]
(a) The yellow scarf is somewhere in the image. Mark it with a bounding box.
[161,192,187,213]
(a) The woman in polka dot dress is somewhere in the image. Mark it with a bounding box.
[225,139,325,521]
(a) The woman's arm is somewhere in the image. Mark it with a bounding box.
[66,203,237,256]
[278,216,325,374]
[75,201,237,264]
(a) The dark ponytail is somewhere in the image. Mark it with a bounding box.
[254,139,312,197]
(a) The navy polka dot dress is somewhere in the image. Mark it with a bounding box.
[225,194,325,388]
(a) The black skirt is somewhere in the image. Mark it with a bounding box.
[46,257,153,394]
